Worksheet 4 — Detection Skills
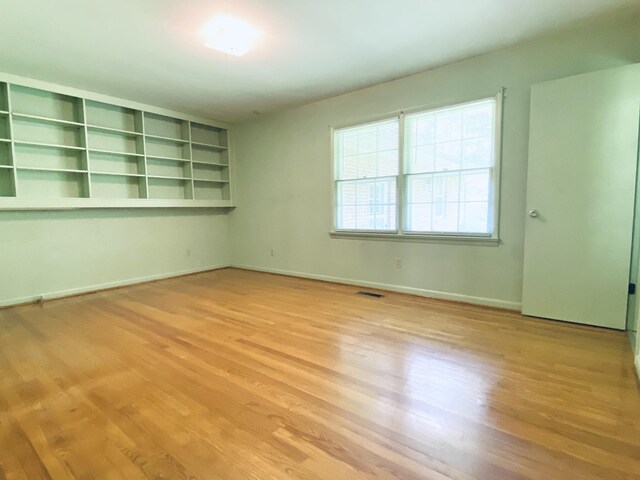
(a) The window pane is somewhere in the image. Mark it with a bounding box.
[355,180,374,205]
[336,178,397,230]
[358,153,377,178]
[358,129,378,154]
[432,202,459,232]
[335,119,399,181]
[337,181,357,205]
[376,178,397,204]
[433,173,459,203]
[341,155,358,179]
[356,205,375,230]
[407,145,435,174]
[378,150,398,176]
[404,97,496,234]
[462,137,492,169]
[337,205,357,230]
[435,141,461,172]
[375,205,397,231]
[463,102,494,138]
[460,170,490,202]
[407,203,432,232]
[415,116,436,146]
[342,132,358,156]
[378,122,398,151]
[435,109,462,143]
[335,119,399,231]
[406,175,433,203]
[459,202,489,233]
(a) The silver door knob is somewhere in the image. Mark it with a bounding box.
[529,209,539,218]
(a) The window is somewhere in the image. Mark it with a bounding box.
[333,93,501,239]
[334,119,399,231]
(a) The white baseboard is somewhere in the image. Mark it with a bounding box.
[0,264,230,308]
[232,264,522,311]
[1,263,522,311]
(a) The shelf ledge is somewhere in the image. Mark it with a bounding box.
[148,175,190,181]
[0,197,236,210]
[193,179,230,183]
[12,112,84,127]
[191,141,228,151]
[91,171,145,178]
[146,155,190,163]
[192,160,229,167]
[87,124,143,136]
[14,141,85,151]
[88,148,143,158]
[17,166,88,174]
[145,134,189,144]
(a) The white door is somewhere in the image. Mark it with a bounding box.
[522,64,640,329]
[626,175,640,335]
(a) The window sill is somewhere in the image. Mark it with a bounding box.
[329,231,500,246]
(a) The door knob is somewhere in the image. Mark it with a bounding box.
[529,209,539,218]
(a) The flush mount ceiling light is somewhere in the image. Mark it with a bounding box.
[202,15,261,57]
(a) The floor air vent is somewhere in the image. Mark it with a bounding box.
[357,291,384,298]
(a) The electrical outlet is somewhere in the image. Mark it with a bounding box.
[270,248,275,257]
[186,248,191,257]
[395,258,402,269]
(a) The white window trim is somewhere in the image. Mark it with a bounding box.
[330,89,504,245]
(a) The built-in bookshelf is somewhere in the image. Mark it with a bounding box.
[0,80,233,209]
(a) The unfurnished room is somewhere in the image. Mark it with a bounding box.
[1,1,640,479]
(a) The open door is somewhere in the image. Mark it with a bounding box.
[522,64,640,329]
[626,132,640,348]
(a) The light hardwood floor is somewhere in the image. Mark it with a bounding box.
[1,268,639,480]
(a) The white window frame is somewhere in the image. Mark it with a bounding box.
[330,90,504,246]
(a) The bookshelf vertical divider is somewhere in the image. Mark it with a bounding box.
[0,78,233,209]
[6,84,18,197]
[140,110,149,199]
[187,121,195,200]
[81,99,92,198]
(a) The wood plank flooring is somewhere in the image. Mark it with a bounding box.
[1,268,639,479]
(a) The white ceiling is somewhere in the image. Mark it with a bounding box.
[0,0,635,123]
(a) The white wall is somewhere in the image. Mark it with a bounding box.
[229,11,640,309]
[0,209,230,306]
